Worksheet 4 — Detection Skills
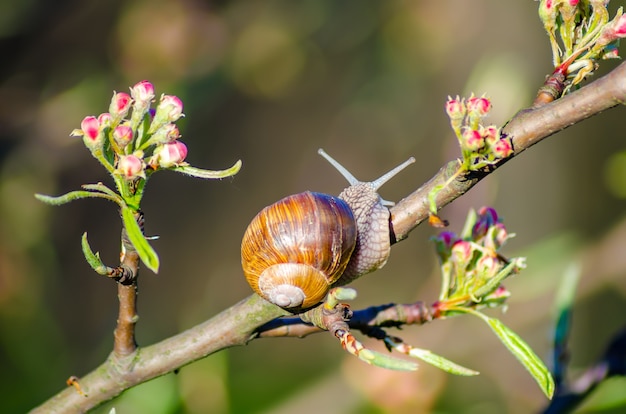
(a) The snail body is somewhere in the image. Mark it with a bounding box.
[241,149,415,311]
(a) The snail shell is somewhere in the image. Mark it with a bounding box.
[241,149,415,311]
[241,191,357,310]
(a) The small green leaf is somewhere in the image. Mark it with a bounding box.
[81,232,110,275]
[408,347,479,376]
[121,206,160,273]
[170,159,242,179]
[552,263,581,384]
[357,348,418,371]
[460,208,478,239]
[428,184,444,215]
[471,311,555,399]
[35,190,120,206]
[472,257,526,299]
[81,183,122,200]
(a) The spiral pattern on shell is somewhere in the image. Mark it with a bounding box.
[241,191,357,310]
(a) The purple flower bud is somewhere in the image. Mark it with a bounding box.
[472,206,499,239]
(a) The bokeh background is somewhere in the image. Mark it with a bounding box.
[2,0,626,413]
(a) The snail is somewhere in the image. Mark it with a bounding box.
[241,149,415,311]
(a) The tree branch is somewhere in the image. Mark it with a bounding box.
[390,60,626,240]
[31,61,626,413]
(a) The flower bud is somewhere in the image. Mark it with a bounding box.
[149,95,184,134]
[472,206,499,239]
[482,126,500,147]
[148,123,180,146]
[538,0,559,31]
[113,125,134,149]
[466,96,491,117]
[156,95,184,123]
[492,137,513,158]
[117,154,145,179]
[596,12,626,47]
[98,113,112,127]
[151,141,188,168]
[109,92,132,120]
[80,116,100,141]
[451,240,474,267]
[475,255,500,279]
[74,116,104,151]
[432,231,458,260]
[445,96,466,120]
[130,80,155,107]
[462,128,484,151]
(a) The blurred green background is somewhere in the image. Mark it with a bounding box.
[1,0,626,413]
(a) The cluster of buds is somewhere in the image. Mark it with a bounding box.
[538,0,626,89]
[445,95,513,170]
[71,80,188,181]
[432,207,526,311]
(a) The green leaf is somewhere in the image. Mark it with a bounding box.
[81,232,110,275]
[552,263,581,384]
[471,257,526,299]
[471,310,555,399]
[121,206,160,273]
[407,347,479,376]
[428,184,444,215]
[170,159,242,179]
[357,348,418,371]
[35,190,121,206]
[460,208,478,239]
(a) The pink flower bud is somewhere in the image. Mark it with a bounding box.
[98,113,112,127]
[155,95,184,123]
[149,123,180,145]
[109,92,132,119]
[153,141,188,168]
[614,14,626,37]
[538,0,558,28]
[492,137,513,158]
[445,96,466,120]
[466,96,491,117]
[462,128,484,151]
[451,240,474,266]
[117,154,145,179]
[130,80,155,106]
[490,222,509,249]
[113,125,134,149]
[482,126,500,146]
[603,45,620,59]
[81,116,100,142]
[597,13,626,46]
[476,255,500,278]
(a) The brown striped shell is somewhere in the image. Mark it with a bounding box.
[241,191,357,310]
